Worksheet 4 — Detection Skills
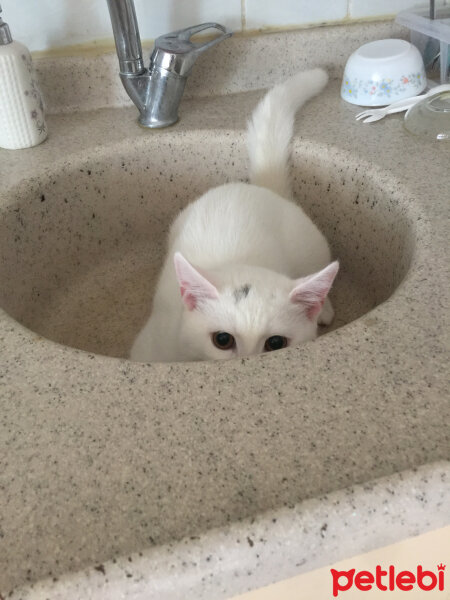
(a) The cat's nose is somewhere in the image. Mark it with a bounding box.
[236,338,261,358]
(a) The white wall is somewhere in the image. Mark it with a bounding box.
[1,0,447,52]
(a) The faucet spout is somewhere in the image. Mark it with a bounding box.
[106,0,145,75]
[106,0,232,128]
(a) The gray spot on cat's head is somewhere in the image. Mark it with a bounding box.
[233,284,251,303]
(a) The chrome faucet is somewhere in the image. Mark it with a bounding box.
[106,0,232,128]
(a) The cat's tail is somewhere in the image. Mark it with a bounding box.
[247,68,328,199]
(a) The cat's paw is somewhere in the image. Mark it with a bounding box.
[318,297,334,326]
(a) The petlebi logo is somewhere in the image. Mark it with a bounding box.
[331,563,446,596]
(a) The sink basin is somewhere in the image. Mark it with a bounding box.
[0,136,414,359]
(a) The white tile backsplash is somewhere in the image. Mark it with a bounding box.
[245,0,348,30]
[134,0,242,41]
[0,0,442,52]
[350,0,446,19]
[2,1,114,52]
[1,0,242,52]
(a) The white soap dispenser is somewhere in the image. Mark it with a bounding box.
[0,4,47,149]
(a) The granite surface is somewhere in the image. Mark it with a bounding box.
[7,463,450,600]
[0,21,449,600]
[34,20,407,114]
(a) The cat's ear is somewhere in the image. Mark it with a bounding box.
[174,252,219,311]
[289,261,339,320]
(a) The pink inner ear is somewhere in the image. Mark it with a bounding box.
[179,286,197,311]
[290,261,339,320]
[174,252,219,311]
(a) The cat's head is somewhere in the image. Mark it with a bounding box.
[174,252,339,361]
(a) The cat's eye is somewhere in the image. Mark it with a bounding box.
[264,335,288,352]
[212,331,235,350]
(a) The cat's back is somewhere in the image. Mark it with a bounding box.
[171,183,285,239]
[168,182,329,275]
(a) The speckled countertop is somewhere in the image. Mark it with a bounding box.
[0,22,449,600]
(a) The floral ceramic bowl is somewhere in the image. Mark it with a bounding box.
[341,39,427,107]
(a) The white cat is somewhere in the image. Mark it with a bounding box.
[130,69,339,362]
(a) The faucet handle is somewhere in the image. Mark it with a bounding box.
[151,23,232,77]
[157,23,232,50]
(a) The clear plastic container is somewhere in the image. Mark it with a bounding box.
[396,5,450,84]
[404,89,450,140]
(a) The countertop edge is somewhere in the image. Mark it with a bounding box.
[8,460,449,600]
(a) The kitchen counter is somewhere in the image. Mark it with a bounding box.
[0,22,449,600]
